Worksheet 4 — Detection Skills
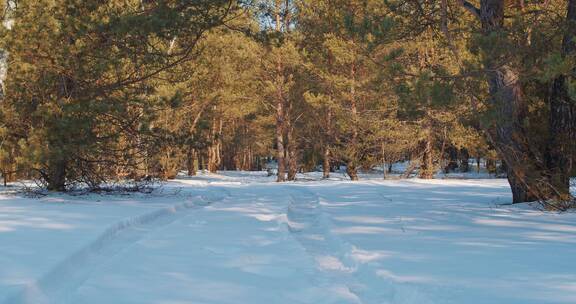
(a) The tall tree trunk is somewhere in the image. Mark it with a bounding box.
[287,128,297,180]
[198,152,205,171]
[45,75,74,191]
[346,164,359,181]
[402,159,419,179]
[486,158,496,175]
[323,146,330,179]
[476,157,481,174]
[46,158,67,191]
[478,0,541,203]
[275,90,286,182]
[381,143,388,179]
[323,107,333,179]
[460,148,470,173]
[187,145,196,176]
[484,65,540,203]
[347,64,359,181]
[207,116,223,173]
[545,0,576,201]
[286,100,297,181]
[419,136,434,179]
[216,118,223,170]
[208,147,216,173]
[274,2,286,182]
[419,117,435,179]
[208,116,217,173]
[186,102,207,176]
[445,146,458,173]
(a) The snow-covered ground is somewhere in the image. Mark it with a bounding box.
[1,172,575,304]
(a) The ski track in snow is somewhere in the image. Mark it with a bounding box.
[285,186,433,304]
[2,189,230,304]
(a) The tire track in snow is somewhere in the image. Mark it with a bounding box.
[286,186,432,304]
[2,189,230,304]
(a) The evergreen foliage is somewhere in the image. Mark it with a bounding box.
[0,0,573,208]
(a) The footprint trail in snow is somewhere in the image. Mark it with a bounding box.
[286,186,434,304]
[2,190,229,304]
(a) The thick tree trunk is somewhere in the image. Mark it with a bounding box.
[402,159,419,179]
[419,137,434,179]
[347,164,359,181]
[208,147,217,173]
[459,148,470,173]
[506,169,535,204]
[479,0,540,203]
[47,158,67,191]
[444,146,458,173]
[545,0,576,201]
[473,0,575,203]
[484,64,540,203]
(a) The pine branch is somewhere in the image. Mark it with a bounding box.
[457,0,480,20]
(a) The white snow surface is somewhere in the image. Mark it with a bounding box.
[1,171,575,304]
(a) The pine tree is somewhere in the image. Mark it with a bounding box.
[0,0,241,190]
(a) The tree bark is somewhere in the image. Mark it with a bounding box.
[275,90,286,182]
[459,148,470,173]
[323,107,333,179]
[208,118,217,173]
[323,146,330,179]
[486,158,496,175]
[287,136,297,180]
[198,152,205,171]
[274,2,286,182]
[476,157,481,174]
[484,65,540,203]
[347,164,359,181]
[445,146,458,173]
[347,64,359,181]
[207,116,223,173]
[478,0,540,203]
[419,136,434,179]
[545,0,576,201]
[419,116,435,179]
[402,159,419,179]
[187,146,196,176]
[286,103,297,181]
[46,158,67,191]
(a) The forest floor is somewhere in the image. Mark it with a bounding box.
[1,171,575,304]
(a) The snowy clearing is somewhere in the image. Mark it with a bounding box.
[1,172,575,304]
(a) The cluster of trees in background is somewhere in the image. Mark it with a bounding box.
[0,0,574,208]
